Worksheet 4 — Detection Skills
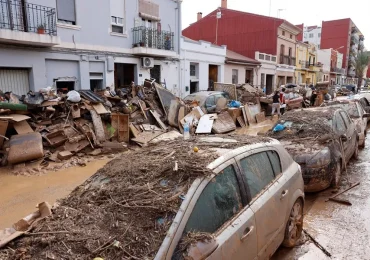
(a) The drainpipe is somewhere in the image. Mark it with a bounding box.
[177,0,182,97]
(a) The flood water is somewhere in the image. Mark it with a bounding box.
[0,159,109,229]
[273,130,370,260]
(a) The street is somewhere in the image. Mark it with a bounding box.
[273,130,370,260]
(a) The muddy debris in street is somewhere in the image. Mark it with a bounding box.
[0,135,270,260]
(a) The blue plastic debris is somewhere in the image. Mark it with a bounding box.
[273,124,286,132]
[228,100,241,108]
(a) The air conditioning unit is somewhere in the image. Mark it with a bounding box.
[142,57,154,69]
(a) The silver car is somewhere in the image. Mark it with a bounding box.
[156,138,304,260]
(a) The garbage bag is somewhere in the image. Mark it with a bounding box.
[228,100,241,108]
[67,90,81,103]
[273,124,285,132]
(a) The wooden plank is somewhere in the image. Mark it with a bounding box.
[178,106,185,134]
[255,112,266,124]
[150,110,168,131]
[0,117,14,120]
[13,121,33,134]
[111,113,130,143]
[92,103,110,115]
[90,110,106,143]
[241,106,249,126]
[40,101,60,107]
[129,123,141,138]
[8,114,30,122]
[0,120,8,148]
[227,108,242,123]
[138,100,148,119]
[212,112,236,134]
[131,131,163,145]
[214,83,237,100]
[244,105,256,124]
[237,116,246,127]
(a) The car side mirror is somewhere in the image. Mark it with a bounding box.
[186,238,219,259]
[363,113,370,118]
[341,134,348,142]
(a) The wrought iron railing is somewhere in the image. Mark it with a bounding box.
[280,55,296,66]
[132,26,174,51]
[0,0,57,35]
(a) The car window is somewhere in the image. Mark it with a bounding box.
[267,150,282,175]
[205,96,216,107]
[240,152,275,199]
[340,111,351,126]
[334,113,346,134]
[342,103,360,118]
[357,103,364,117]
[183,165,242,234]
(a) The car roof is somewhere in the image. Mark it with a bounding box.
[185,91,225,98]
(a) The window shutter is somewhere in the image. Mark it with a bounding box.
[56,0,76,22]
[139,0,160,21]
[110,0,125,19]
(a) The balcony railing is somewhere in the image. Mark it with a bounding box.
[0,0,57,35]
[331,67,345,74]
[280,55,296,66]
[132,26,174,51]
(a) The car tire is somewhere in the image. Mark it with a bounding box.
[353,140,359,160]
[282,199,303,248]
[331,161,342,188]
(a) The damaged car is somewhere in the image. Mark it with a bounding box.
[325,99,370,148]
[270,107,359,192]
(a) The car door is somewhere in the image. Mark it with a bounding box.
[235,149,290,259]
[169,160,258,260]
[340,111,357,160]
[333,112,349,161]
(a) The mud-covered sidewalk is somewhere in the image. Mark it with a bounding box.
[273,134,370,260]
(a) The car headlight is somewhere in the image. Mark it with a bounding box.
[306,147,331,167]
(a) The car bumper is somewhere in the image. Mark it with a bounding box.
[302,162,336,192]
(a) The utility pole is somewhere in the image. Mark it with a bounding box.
[269,0,272,16]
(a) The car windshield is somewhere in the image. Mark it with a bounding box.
[183,94,203,102]
[341,103,360,118]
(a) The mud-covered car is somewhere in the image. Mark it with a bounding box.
[183,91,230,113]
[325,99,370,148]
[270,107,359,192]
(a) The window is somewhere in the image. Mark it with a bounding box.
[261,73,265,88]
[290,34,293,39]
[334,114,346,134]
[183,166,242,234]
[304,33,307,38]
[56,0,76,25]
[240,152,275,199]
[232,69,238,84]
[267,150,282,175]
[288,47,292,57]
[282,30,285,36]
[309,33,314,38]
[205,95,216,108]
[111,16,124,33]
[318,33,321,38]
[318,44,320,49]
[110,0,125,34]
[190,65,196,76]
[340,111,352,126]
[280,44,285,55]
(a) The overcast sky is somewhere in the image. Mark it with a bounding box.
[182,0,370,49]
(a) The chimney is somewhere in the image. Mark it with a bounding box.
[221,0,227,8]
[197,12,203,21]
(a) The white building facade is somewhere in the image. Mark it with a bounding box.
[255,52,277,94]
[303,26,322,49]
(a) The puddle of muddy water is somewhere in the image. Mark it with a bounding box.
[0,159,109,229]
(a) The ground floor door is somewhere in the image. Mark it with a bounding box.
[286,76,293,84]
[114,63,136,89]
[266,75,273,95]
[150,65,161,85]
[245,69,253,84]
[277,76,285,88]
[190,81,199,94]
[0,68,29,95]
[209,65,218,87]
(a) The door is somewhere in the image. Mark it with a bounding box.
[340,111,357,161]
[171,162,258,260]
[150,65,161,84]
[236,150,289,259]
[0,68,30,95]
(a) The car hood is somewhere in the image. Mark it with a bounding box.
[281,140,328,164]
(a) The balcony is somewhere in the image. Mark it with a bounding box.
[280,55,296,66]
[0,0,60,46]
[330,67,345,74]
[131,26,177,57]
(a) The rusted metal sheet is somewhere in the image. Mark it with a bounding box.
[44,130,67,147]
[79,90,104,103]
[8,133,44,164]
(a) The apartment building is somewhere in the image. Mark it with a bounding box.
[0,0,181,95]
[182,0,301,94]
[302,25,322,49]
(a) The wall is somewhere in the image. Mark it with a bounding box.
[183,8,282,59]
[317,49,331,73]
[224,64,246,84]
[321,19,351,69]
[277,30,297,58]
[303,27,322,47]
[180,37,226,97]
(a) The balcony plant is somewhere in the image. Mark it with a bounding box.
[37,24,45,34]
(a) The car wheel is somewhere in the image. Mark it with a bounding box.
[331,161,342,188]
[282,199,303,248]
[353,140,359,160]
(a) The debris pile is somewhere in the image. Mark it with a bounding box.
[0,136,269,259]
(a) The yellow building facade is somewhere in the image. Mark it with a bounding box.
[295,42,320,86]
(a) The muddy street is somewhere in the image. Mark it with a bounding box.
[273,132,370,260]
[0,160,109,230]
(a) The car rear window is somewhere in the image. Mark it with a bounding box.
[342,103,360,118]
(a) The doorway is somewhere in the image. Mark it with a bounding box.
[209,65,218,83]
[150,65,161,84]
[277,76,285,88]
[114,63,135,89]
[287,76,293,84]
[190,81,199,94]
[245,69,253,84]
[266,75,273,95]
